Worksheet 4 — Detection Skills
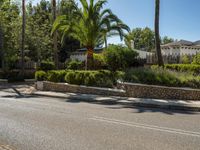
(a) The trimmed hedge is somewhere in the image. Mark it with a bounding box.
[35,71,46,81]
[37,61,55,71]
[35,70,123,88]
[152,64,200,75]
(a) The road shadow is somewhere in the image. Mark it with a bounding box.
[64,93,200,115]
[0,86,37,99]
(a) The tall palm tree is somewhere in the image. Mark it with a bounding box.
[155,0,164,66]
[21,0,25,76]
[52,0,130,70]
[52,0,59,69]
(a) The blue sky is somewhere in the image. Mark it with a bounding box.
[33,0,200,44]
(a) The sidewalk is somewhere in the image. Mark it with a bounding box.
[31,90,200,111]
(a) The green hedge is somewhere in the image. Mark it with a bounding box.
[35,71,46,81]
[37,61,55,71]
[35,70,122,88]
[124,68,200,89]
[152,64,200,75]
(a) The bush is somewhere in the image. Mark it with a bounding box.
[152,64,200,75]
[124,67,200,89]
[35,71,46,81]
[35,70,121,88]
[66,60,83,70]
[65,70,116,88]
[38,61,55,71]
[93,54,107,70]
[104,44,138,71]
[46,70,67,82]
[181,55,191,64]
[192,53,200,65]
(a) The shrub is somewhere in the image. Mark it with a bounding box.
[46,70,67,82]
[93,54,107,69]
[124,67,200,89]
[65,70,116,88]
[152,64,200,75]
[104,44,138,71]
[35,70,125,88]
[38,61,55,71]
[66,60,83,70]
[192,53,200,65]
[181,55,191,64]
[35,71,47,81]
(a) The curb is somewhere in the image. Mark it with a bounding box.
[30,92,200,112]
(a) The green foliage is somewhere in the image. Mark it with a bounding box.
[93,54,107,70]
[65,70,115,88]
[46,70,66,82]
[35,69,122,88]
[66,60,83,70]
[192,53,200,65]
[35,71,47,81]
[125,27,155,51]
[125,28,174,52]
[104,44,138,71]
[38,61,55,71]
[152,64,200,75]
[124,68,200,89]
[52,0,130,69]
[181,55,191,64]
[161,36,174,45]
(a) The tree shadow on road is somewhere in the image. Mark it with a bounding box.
[65,93,200,115]
[0,87,37,99]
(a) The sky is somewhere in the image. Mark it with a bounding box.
[33,0,200,44]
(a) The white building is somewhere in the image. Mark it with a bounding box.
[70,48,103,62]
[161,40,200,56]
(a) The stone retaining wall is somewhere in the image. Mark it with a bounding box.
[119,82,200,101]
[36,81,200,101]
[37,81,126,97]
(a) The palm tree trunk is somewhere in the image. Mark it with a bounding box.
[105,37,108,49]
[0,25,3,69]
[86,47,94,70]
[155,0,164,66]
[52,0,59,69]
[21,0,25,76]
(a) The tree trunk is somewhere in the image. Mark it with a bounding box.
[52,0,59,69]
[155,0,164,66]
[0,25,4,69]
[86,47,94,70]
[21,0,25,76]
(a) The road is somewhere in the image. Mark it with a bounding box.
[0,87,200,150]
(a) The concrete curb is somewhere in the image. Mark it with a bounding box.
[30,91,200,112]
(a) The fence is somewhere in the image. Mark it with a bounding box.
[146,54,197,64]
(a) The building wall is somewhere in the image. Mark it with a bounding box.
[134,49,154,59]
[162,46,200,56]
[180,47,199,55]
[70,53,87,62]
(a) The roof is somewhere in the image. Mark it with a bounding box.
[194,40,200,46]
[162,40,193,47]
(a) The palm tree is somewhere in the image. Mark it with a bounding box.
[52,0,130,70]
[21,0,25,76]
[155,0,164,66]
[52,0,59,69]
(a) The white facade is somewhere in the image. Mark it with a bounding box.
[134,49,154,59]
[70,52,86,62]
[161,40,200,56]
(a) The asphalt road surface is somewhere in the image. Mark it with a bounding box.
[0,88,200,150]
